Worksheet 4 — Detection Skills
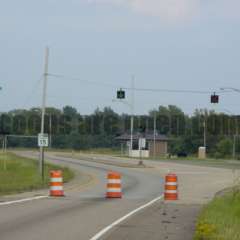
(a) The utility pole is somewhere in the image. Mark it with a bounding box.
[39,47,49,180]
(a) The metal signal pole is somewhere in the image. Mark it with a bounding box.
[130,76,135,157]
[113,76,135,157]
[39,47,49,179]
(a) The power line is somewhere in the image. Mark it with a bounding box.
[48,73,119,88]
[122,87,229,94]
[21,75,43,108]
[48,72,229,95]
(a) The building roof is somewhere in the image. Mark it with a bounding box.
[116,133,169,141]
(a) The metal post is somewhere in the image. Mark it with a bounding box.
[153,111,156,159]
[121,142,124,156]
[203,117,207,148]
[39,47,49,180]
[3,135,7,170]
[2,136,4,153]
[49,114,52,149]
[233,135,236,159]
[130,76,135,157]
[233,116,239,159]
[139,142,143,165]
[112,77,135,157]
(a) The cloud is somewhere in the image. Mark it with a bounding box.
[88,0,200,23]
[87,0,240,24]
[130,0,199,22]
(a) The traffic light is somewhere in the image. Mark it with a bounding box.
[211,93,219,104]
[117,89,125,99]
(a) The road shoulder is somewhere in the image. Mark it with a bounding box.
[102,201,200,240]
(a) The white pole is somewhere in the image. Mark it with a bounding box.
[39,47,49,179]
[203,116,207,148]
[130,76,135,157]
[153,111,156,159]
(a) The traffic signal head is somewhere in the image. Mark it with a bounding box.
[117,89,125,99]
[211,94,219,104]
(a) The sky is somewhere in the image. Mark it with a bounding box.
[1,0,240,115]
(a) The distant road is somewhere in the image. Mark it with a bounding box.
[0,152,236,240]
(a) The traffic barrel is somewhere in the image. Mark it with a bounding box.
[106,172,122,198]
[164,173,178,201]
[50,170,64,197]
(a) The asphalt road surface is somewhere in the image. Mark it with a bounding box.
[0,152,236,240]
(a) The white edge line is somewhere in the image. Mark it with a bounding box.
[0,196,48,206]
[89,194,164,240]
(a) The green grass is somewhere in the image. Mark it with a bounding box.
[194,189,240,240]
[0,152,74,196]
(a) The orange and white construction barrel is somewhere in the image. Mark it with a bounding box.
[164,173,178,201]
[106,172,122,198]
[50,170,64,197]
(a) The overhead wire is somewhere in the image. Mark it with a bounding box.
[21,75,43,108]
[48,73,119,88]
[122,87,229,94]
[48,72,230,95]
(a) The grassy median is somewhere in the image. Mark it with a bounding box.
[0,152,74,196]
[194,188,240,240]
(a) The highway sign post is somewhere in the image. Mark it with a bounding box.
[39,47,49,180]
[38,133,49,147]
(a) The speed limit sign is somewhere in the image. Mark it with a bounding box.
[38,133,49,147]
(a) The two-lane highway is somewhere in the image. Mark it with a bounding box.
[0,152,164,240]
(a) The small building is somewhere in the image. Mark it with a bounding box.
[116,133,169,158]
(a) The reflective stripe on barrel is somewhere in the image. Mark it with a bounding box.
[106,172,122,198]
[164,174,178,201]
[50,170,64,197]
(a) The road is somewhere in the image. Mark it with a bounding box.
[0,152,237,240]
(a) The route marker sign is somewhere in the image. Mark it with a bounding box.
[38,133,49,147]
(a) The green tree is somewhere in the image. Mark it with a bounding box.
[215,138,233,158]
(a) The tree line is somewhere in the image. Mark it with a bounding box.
[1,105,240,158]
